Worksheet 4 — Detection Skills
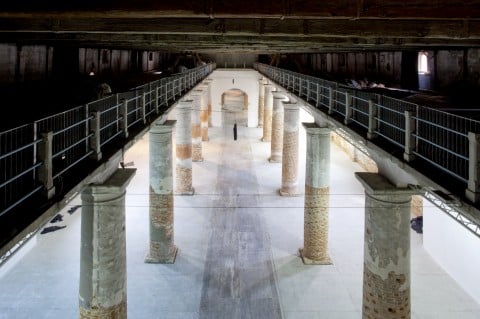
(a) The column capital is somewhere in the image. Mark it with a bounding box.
[177,99,194,109]
[283,102,299,110]
[302,122,330,135]
[272,91,289,100]
[150,120,176,134]
[82,168,136,200]
[355,172,414,197]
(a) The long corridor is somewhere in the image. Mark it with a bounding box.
[0,109,480,319]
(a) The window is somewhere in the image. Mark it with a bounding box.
[418,52,429,74]
[148,52,153,61]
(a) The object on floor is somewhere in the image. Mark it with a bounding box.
[411,216,423,234]
[67,205,81,215]
[50,214,63,223]
[40,225,67,234]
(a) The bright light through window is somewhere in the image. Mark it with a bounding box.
[418,52,429,74]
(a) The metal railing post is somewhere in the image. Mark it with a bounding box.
[466,132,480,203]
[404,110,416,162]
[367,99,378,139]
[328,87,334,114]
[89,111,102,161]
[141,92,147,124]
[38,131,55,199]
[344,92,352,125]
[120,99,129,138]
[154,86,159,114]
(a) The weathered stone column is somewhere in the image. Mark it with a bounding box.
[79,168,136,319]
[190,90,203,162]
[145,120,177,264]
[203,79,213,127]
[262,84,275,142]
[299,123,332,265]
[355,172,412,319]
[176,99,195,195]
[199,85,209,141]
[258,79,266,128]
[279,103,300,196]
[269,92,289,163]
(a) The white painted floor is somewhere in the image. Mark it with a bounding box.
[1,109,480,319]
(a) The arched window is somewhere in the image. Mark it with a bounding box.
[418,52,429,74]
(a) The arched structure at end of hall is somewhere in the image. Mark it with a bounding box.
[209,70,260,128]
[221,88,248,127]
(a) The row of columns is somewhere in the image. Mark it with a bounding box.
[79,76,412,319]
[79,79,213,318]
[258,77,413,319]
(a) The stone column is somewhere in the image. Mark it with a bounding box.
[199,85,209,141]
[279,103,300,196]
[299,123,332,265]
[258,79,266,128]
[355,172,412,319]
[190,90,203,162]
[204,79,213,127]
[145,120,177,264]
[79,168,136,319]
[176,99,195,195]
[262,84,275,142]
[269,92,289,163]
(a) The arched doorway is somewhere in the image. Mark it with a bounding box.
[221,89,248,128]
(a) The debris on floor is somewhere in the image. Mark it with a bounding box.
[40,225,67,234]
[50,214,63,223]
[67,205,81,215]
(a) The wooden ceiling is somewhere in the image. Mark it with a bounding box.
[1,1,480,53]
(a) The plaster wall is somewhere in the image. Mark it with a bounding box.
[424,205,480,305]
[209,69,260,127]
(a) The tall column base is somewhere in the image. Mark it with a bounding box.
[299,248,332,265]
[278,188,300,197]
[145,246,178,264]
[176,188,195,196]
[79,300,127,319]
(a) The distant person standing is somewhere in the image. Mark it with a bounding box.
[233,123,237,141]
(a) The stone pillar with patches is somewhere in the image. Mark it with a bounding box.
[199,84,209,141]
[204,79,213,127]
[262,84,275,142]
[269,91,289,163]
[145,120,177,264]
[299,123,332,265]
[79,168,136,319]
[176,99,195,195]
[279,103,300,196]
[258,79,266,128]
[190,90,204,162]
[355,172,413,319]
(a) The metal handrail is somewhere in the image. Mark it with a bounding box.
[0,63,215,217]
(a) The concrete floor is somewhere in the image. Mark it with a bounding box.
[1,108,480,319]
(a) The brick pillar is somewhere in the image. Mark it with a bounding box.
[145,121,177,264]
[79,168,136,319]
[279,103,300,196]
[262,84,275,142]
[258,79,266,128]
[190,90,203,162]
[176,99,195,195]
[355,172,412,319]
[299,123,332,265]
[269,91,289,163]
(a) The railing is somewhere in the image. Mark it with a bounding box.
[0,63,215,217]
[254,62,480,201]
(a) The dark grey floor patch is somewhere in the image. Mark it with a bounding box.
[199,134,283,319]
